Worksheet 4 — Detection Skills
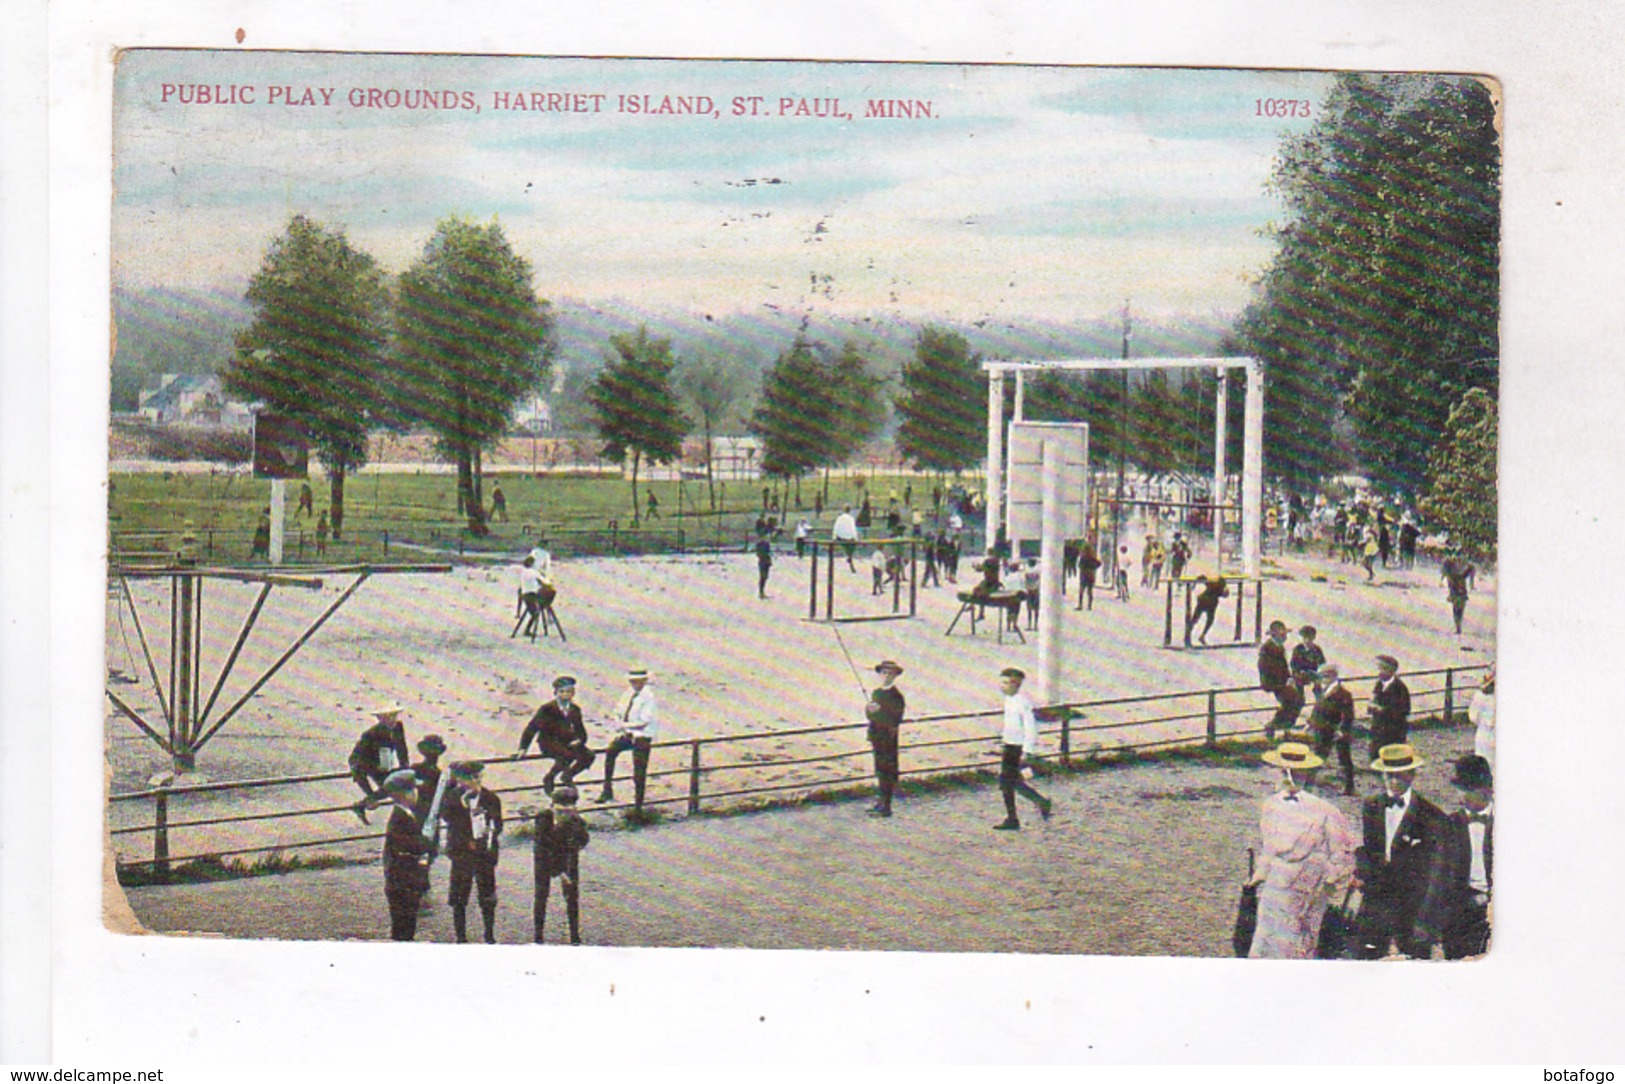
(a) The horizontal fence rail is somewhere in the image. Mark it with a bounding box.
[109,664,1486,872]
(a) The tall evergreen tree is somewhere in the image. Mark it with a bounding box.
[394,217,554,534]
[894,326,986,473]
[750,337,840,485]
[226,214,390,541]
[587,326,692,526]
[1420,388,1497,561]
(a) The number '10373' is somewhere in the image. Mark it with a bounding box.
[1256,99,1311,118]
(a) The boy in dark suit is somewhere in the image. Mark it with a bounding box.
[444,761,503,944]
[1353,744,1451,959]
[1367,655,1411,761]
[517,676,595,791]
[1258,620,1303,741]
[533,785,590,944]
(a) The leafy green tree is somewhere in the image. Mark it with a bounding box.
[1233,73,1499,493]
[587,326,692,526]
[394,217,554,535]
[1420,388,1497,561]
[894,326,986,473]
[225,214,390,541]
[679,354,745,511]
[830,340,887,461]
[750,337,840,486]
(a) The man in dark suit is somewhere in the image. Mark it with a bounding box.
[1440,754,1494,959]
[1353,744,1452,959]
[865,660,907,818]
[1258,620,1303,741]
[1367,654,1411,761]
[379,769,433,942]
[517,675,595,792]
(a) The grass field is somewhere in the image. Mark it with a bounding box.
[108,468,971,565]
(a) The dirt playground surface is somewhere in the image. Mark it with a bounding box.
[104,528,1494,924]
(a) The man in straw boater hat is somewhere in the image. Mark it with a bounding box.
[347,702,411,824]
[1308,665,1358,796]
[378,768,434,942]
[1352,743,1453,959]
[443,761,503,944]
[533,784,590,945]
[864,660,907,818]
[991,667,1053,831]
[1247,742,1356,959]
[598,667,658,813]
[1257,619,1304,741]
[1439,754,1494,959]
[1367,654,1412,762]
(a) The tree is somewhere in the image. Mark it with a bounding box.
[587,326,692,526]
[393,217,554,534]
[750,337,840,487]
[830,340,887,463]
[1233,73,1499,493]
[894,326,986,473]
[225,214,390,542]
[1420,388,1497,561]
[679,354,745,511]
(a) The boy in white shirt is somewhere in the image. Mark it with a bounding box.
[993,668,1053,830]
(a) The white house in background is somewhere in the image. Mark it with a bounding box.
[136,374,255,430]
[711,436,762,480]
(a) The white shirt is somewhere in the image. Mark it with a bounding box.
[1467,803,1492,892]
[527,547,553,578]
[613,685,659,740]
[1383,787,1412,861]
[1001,691,1040,751]
[832,513,859,541]
[1469,689,1495,765]
[794,520,811,540]
[519,565,544,593]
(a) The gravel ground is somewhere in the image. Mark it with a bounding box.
[120,721,1480,957]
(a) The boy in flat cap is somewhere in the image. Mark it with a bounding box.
[992,668,1053,830]
[1290,626,1326,701]
[444,761,503,944]
[517,676,595,792]
[379,769,434,942]
[533,785,590,944]
[599,668,658,812]
[865,661,907,817]
[1367,655,1411,761]
[348,703,411,824]
[1309,665,1357,796]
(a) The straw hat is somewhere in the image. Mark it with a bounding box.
[371,702,405,719]
[1261,742,1324,770]
[1370,743,1426,773]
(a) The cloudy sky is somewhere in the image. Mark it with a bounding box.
[114,51,1328,323]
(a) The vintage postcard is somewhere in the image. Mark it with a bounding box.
[105,49,1500,969]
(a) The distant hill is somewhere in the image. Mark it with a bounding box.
[111,284,1234,427]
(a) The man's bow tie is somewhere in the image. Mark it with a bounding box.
[1465,811,1490,823]
[1384,796,1406,809]
[1282,793,1299,802]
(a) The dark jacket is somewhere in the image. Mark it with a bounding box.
[443,786,504,866]
[533,807,590,879]
[1356,790,1452,941]
[1370,676,1412,742]
[519,700,588,757]
[350,722,409,785]
[866,685,906,741]
[383,804,433,895]
[1258,639,1291,692]
[1312,683,1356,739]
[1290,642,1326,685]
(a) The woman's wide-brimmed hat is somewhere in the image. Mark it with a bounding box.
[1261,742,1323,771]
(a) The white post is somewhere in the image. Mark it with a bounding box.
[985,370,1005,552]
[268,478,286,567]
[1212,371,1228,570]
[1241,360,1265,579]
[1013,369,1026,423]
[1037,440,1064,706]
[1008,372,1025,556]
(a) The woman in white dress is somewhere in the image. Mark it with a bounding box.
[1249,742,1357,959]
